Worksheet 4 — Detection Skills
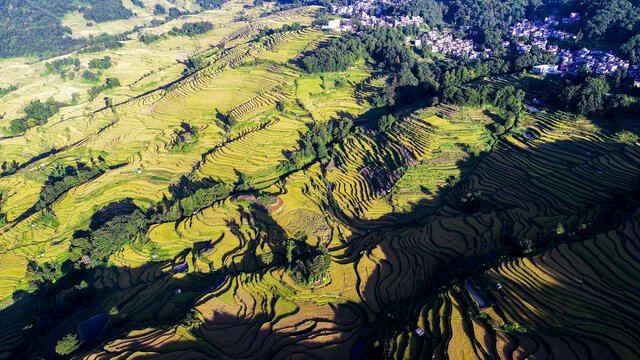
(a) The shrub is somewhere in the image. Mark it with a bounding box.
[55,333,81,355]
[260,252,274,266]
[88,56,112,70]
[154,4,166,15]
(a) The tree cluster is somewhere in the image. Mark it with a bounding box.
[78,33,128,54]
[0,84,18,98]
[152,180,232,223]
[45,57,81,77]
[377,114,397,133]
[88,77,121,99]
[88,56,112,70]
[35,160,108,213]
[559,76,637,118]
[278,117,354,173]
[182,55,210,76]
[259,23,303,38]
[513,48,558,71]
[82,70,101,83]
[444,85,524,114]
[1,161,20,175]
[196,0,228,10]
[287,242,331,286]
[0,0,131,59]
[0,0,78,58]
[620,34,640,64]
[139,33,162,45]
[81,0,134,23]
[168,21,214,37]
[70,209,149,262]
[154,4,167,15]
[383,0,444,27]
[560,76,610,115]
[8,98,65,135]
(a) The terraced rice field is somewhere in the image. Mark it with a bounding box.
[1,3,640,359]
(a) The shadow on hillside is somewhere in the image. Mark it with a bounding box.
[355,133,640,359]
[3,115,640,360]
[0,199,305,359]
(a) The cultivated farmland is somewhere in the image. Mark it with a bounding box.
[0,1,639,359]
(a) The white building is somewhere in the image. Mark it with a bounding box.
[327,19,340,29]
[532,64,558,75]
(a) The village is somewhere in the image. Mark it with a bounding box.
[322,2,635,80]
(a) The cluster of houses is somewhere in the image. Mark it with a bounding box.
[557,48,630,75]
[330,0,424,28]
[422,31,493,59]
[509,18,575,41]
[509,18,575,53]
[319,7,638,81]
[509,15,632,77]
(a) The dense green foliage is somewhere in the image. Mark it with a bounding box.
[78,33,128,54]
[82,70,101,83]
[576,0,640,42]
[445,85,525,114]
[141,21,214,45]
[0,0,78,58]
[182,55,210,76]
[89,56,113,70]
[278,117,353,172]
[556,75,637,119]
[377,114,397,133]
[560,77,610,115]
[55,333,81,355]
[35,160,108,213]
[8,98,65,135]
[168,22,214,37]
[139,33,163,45]
[45,57,81,77]
[154,4,167,15]
[0,0,224,58]
[0,84,18,98]
[288,243,331,286]
[88,77,121,99]
[71,209,149,262]
[196,0,228,9]
[447,0,532,46]
[513,48,558,71]
[620,34,640,64]
[82,0,133,23]
[1,161,20,176]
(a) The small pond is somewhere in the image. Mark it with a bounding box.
[79,313,110,343]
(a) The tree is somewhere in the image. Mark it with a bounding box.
[378,114,396,133]
[235,171,252,191]
[56,333,81,355]
[620,34,640,64]
[560,77,610,115]
[154,4,166,15]
[260,252,274,265]
[285,239,295,264]
[89,56,112,70]
[83,0,134,23]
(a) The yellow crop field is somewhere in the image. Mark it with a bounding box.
[0,1,639,359]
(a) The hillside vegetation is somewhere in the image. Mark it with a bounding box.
[0,0,639,359]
